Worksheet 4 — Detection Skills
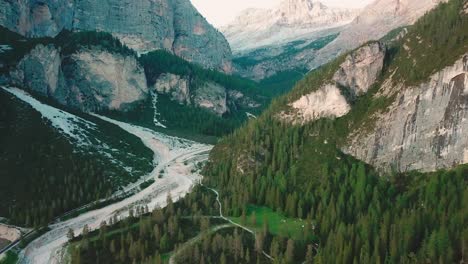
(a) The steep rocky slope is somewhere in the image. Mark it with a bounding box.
[345,55,468,172]
[10,44,148,112]
[0,0,232,72]
[310,0,447,68]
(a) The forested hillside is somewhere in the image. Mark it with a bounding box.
[202,0,468,262]
[0,92,108,226]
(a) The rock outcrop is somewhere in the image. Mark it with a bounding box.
[0,0,232,72]
[10,44,62,97]
[193,82,228,116]
[287,84,351,124]
[62,50,148,111]
[11,45,148,111]
[153,73,190,105]
[333,42,386,97]
[345,54,468,172]
[283,43,386,123]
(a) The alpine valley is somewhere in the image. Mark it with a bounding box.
[0,0,466,264]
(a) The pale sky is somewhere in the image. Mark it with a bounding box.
[190,0,374,28]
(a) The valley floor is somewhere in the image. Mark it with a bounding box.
[1,87,212,264]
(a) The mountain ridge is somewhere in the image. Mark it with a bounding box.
[0,0,232,72]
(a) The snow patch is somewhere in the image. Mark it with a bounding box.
[150,90,167,128]
[1,86,148,179]
[0,45,13,54]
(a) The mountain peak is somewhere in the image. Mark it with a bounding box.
[278,0,328,13]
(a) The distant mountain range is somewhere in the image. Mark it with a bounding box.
[223,0,447,81]
[222,0,360,53]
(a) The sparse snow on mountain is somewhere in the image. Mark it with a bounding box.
[222,0,360,52]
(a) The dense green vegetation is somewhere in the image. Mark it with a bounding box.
[70,187,228,264]
[258,69,307,97]
[203,1,468,263]
[391,0,468,84]
[0,90,152,227]
[0,251,18,264]
[229,205,305,240]
[175,227,271,264]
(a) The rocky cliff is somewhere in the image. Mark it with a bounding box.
[0,0,232,72]
[10,44,148,112]
[345,54,468,172]
[152,72,260,116]
[283,42,386,123]
[310,0,447,69]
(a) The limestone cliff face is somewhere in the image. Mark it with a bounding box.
[62,50,148,111]
[193,82,228,116]
[345,54,468,172]
[0,0,232,72]
[283,42,386,123]
[333,42,386,97]
[153,73,190,105]
[152,73,261,116]
[10,44,63,96]
[11,45,148,112]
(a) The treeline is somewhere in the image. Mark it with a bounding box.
[0,91,115,227]
[54,30,136,56]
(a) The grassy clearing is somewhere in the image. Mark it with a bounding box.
[229,205,306,239]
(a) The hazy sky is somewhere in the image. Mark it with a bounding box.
[190,0,374,28]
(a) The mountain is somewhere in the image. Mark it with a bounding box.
[203,0,468,262]
[222,0,359,52]
[225,0,447,83]
[309,0,448,68]
[0,29,264,138]
[221,0,359,81]
[0,0,232,72]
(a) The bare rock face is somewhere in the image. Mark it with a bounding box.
[62,50,148,111]
[283,43,385,123]
[345,54,468,172]
[153,73,190,105]
[11,45,148,112]
[193,82,228,116]
[10,44,63,96]
[0,0,232,72]
[286,84,351,124]
[333,42,386,97]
